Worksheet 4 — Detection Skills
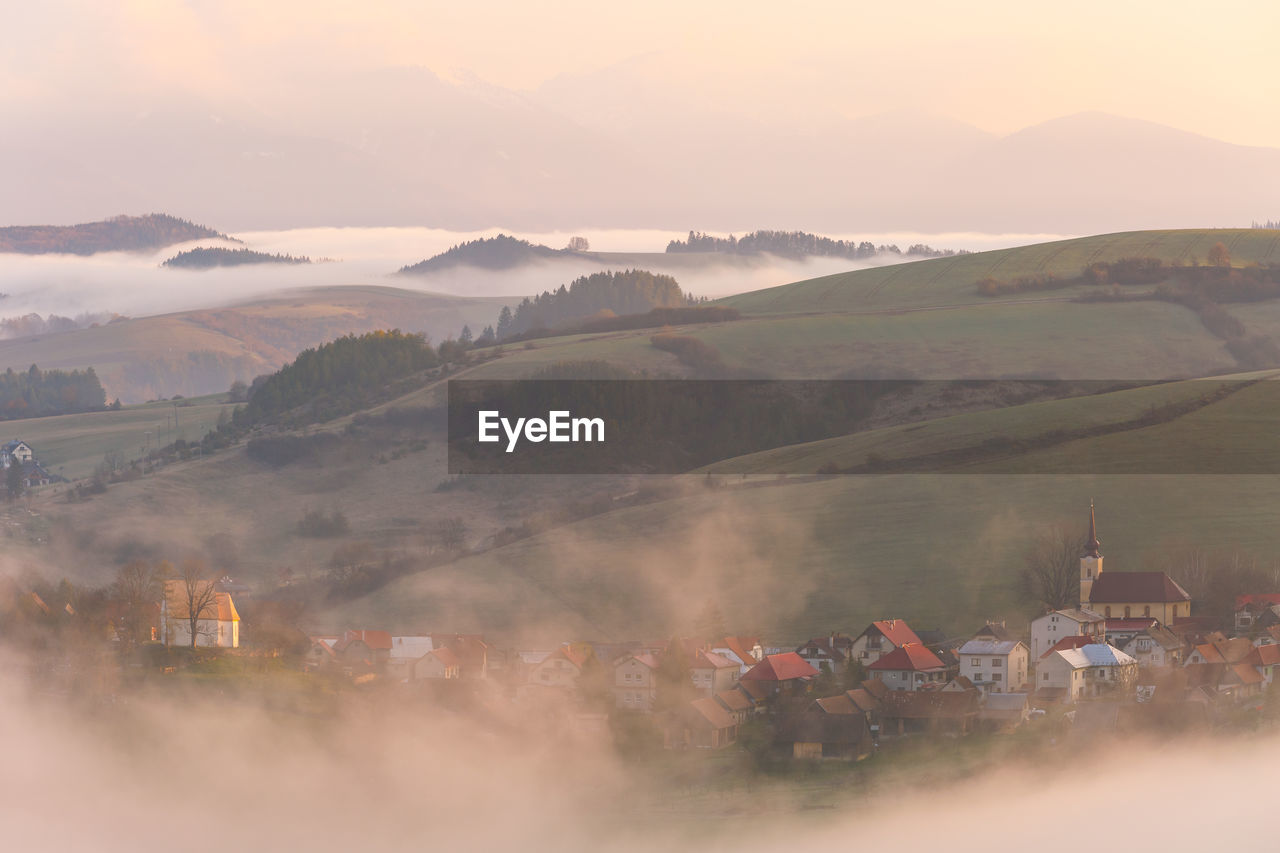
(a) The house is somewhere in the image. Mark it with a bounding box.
[430,633,489,679]
[614,653,660,711]
[878,689,979,736]
[740,652,820,694]
[1037,643,1138,703]
[795,633,854,672]
[20,460,52,488]
[713,688,756,725]
[717,636,764,673]
[413,647,461,679]
[667,697,739,749]
[1234,595,1280,632]
[1030,608,1106,660]
[1078,503,1192,623]
[1184,637,1256,667]
[980,692,1031,732]
[384,635,436,681]
[527,644,593,689]
[0,440,34,467]
[159,579,239,648]
[331,629,392,673]
[774,712,872,760]
[690,650,739,696]
[1183,660,1264,702]
[849,619,923,664]
[867,643,947,691]
[956,638,1029,694]
[1115,623,1183,668]
[303,635,340,672]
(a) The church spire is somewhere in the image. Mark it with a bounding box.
[1084,500,1101,558]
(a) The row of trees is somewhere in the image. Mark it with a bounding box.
[494,269,693,339]
[665,230,962,260]
[162,247,311,269]
[0,364,107,419]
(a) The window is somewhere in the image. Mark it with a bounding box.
[992,673,1002,682]
[970,658,980,667]
[1043,672,1049,681]
[1105,606,1112,618]
[1144,605,1151,617]
[1124,606,1131,618]
[992,659,1002,667]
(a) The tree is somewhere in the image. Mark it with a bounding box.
[5,464,23,501]
[228,379,249,403]
[841,656,868,692]
[1020,524,1088,611]
[177,558,220,648]
[812,660,838,697]
[693,599,727,644]
[1208,241,1231,268]
[459,325,473,345]
[112,560,161,648]
[565,236,590,252]
[655,640,693,712]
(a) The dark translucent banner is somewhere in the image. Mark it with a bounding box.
[447,377,1275,474]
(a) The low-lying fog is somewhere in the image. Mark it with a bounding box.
[1,653,1272,852]
[0,227,1068,324]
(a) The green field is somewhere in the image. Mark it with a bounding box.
[12,393,237,481]
[720,228,1280,314]
[699,373,1278,474]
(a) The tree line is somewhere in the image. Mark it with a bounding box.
[665,230,963,260]
[494,269,694,340]
[162,247,311,269]
[0,364,107,419]
[0,213,231,255]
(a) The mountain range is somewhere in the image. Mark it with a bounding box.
[3,67,1278,233]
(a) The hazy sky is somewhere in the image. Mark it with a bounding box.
[5,0,1280,146]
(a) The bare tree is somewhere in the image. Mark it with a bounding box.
[178,557,220,648]
[1020,524,1088,611]
[112,559,161,648]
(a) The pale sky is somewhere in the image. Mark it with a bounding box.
[4,0,1280,146]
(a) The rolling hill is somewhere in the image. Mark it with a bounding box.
[0,213,231,255]
[0,286,505,402]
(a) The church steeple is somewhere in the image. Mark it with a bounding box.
[1084,500,1101,558]
[1079,501,1104,609]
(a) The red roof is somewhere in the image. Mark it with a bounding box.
[430,647,460,668]
[1254,644,1280,666]
[336,629,392,651]
[1089,572,1190,604]
[1040,635,1093,659]
[693,650,739,670]
[722,636,760,667]
[868,642,945,672]
[741,652,820,682]
[1235,594,1280,610]
[863,619,922,648]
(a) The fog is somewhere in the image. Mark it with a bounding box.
[2,649,1274,852]
[0,228,1064,323]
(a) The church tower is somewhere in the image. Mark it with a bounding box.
[1079,501,1103,609]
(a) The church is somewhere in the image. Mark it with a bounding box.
[1079,503,1192,623]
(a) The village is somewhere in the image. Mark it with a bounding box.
[86,503,1277,763]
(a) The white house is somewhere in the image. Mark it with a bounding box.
[160,579,239,648]
[1037,643,1137,703]
[849,619,923,664]
[867,643,947,691]
[957,638,1029,694]
[1030,608,1105,660]
[1,440,34,467]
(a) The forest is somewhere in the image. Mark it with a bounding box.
[665,230,963,260]
[495,269,693,339]
[0,364,107,419]
[0,214,230,255]
[242,330,440,426]
[162,247,311,268]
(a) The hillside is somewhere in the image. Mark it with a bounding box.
[0,214,231,255]
[0,286,504,402]
[719,229,1280,314]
